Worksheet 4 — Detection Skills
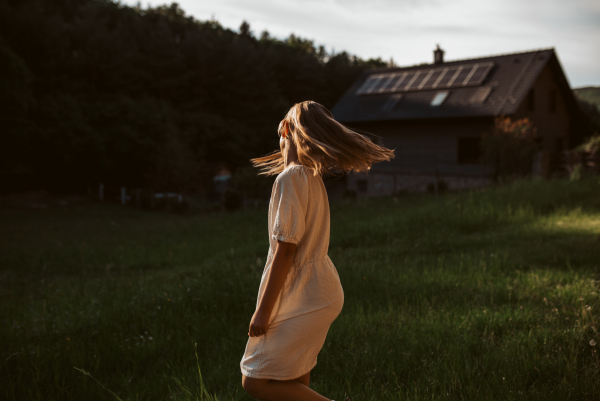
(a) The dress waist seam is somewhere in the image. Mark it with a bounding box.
[293,255,330,268]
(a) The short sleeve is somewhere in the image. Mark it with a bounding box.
[271,167,309,244]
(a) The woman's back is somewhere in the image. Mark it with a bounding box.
[268,164,330,266]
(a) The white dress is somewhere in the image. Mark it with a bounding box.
[240,164,344,380]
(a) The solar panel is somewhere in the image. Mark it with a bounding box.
[356,61,494,95]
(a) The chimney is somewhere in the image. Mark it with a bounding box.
[434,44,444,64]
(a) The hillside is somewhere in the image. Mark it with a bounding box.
[574,87,600,135]
[574,86,600,108]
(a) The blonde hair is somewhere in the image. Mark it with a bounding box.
[251,101,395,176]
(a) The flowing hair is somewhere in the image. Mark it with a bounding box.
[251,101,395,176]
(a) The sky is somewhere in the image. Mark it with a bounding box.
[125,0,600,88]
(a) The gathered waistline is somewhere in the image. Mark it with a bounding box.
[266,249,332,268]
[294,255,331,268]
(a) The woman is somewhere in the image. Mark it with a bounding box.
[240,101,394,401]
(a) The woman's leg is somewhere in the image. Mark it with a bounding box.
[242,373,329,401]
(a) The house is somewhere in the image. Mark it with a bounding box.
[331,46,588,196]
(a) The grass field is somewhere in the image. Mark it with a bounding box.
[1,177,600,401]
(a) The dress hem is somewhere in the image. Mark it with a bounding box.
[240,361,317,381]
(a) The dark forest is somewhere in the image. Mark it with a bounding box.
[0,0,387,194]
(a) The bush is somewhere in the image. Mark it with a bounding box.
[569,164,584,181]
[222,187,242,211]
[229,165,275,200]
[575,133,600,153]
[481,117,538,181]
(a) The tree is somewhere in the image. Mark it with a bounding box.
[0,0,386,193]
[239,20,252,38]
[0,37,34,190]
[149,131,206,194]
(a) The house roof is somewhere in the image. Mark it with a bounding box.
[331,48,577,123]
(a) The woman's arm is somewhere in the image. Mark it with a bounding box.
[248,240,296,337]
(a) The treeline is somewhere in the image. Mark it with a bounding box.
[0,0,386,194]
[574,93,600,136]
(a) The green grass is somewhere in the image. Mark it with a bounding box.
[1,177,600,401]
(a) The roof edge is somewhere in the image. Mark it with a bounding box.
[368,48,556,74]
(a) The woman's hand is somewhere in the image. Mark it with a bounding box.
[248,309,270,337]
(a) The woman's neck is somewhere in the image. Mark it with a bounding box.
[283,140,300,168]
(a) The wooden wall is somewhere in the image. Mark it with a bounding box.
[347,117,494,178]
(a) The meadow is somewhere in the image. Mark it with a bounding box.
[1,177,600,401]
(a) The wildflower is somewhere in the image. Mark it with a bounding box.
[591,339,597,347]
[149,337,153,341]
[586,305,592,310]
[580,297,584,301]
[66,338,70,341]
[157,306,161,310]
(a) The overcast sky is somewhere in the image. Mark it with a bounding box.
[126,0,600,87]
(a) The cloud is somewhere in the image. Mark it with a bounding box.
[124,0,600,86]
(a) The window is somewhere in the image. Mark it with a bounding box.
[526,89,535,112]
[431,91,449,107]
[470,87,492,106]
[548,89,557,113]
[382,94,402,111]
[356,179,368,193]
[457,137,481,164]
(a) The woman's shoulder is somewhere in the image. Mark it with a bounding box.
[276,164,312,183]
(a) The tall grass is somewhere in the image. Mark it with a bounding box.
[1,177,599,400]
